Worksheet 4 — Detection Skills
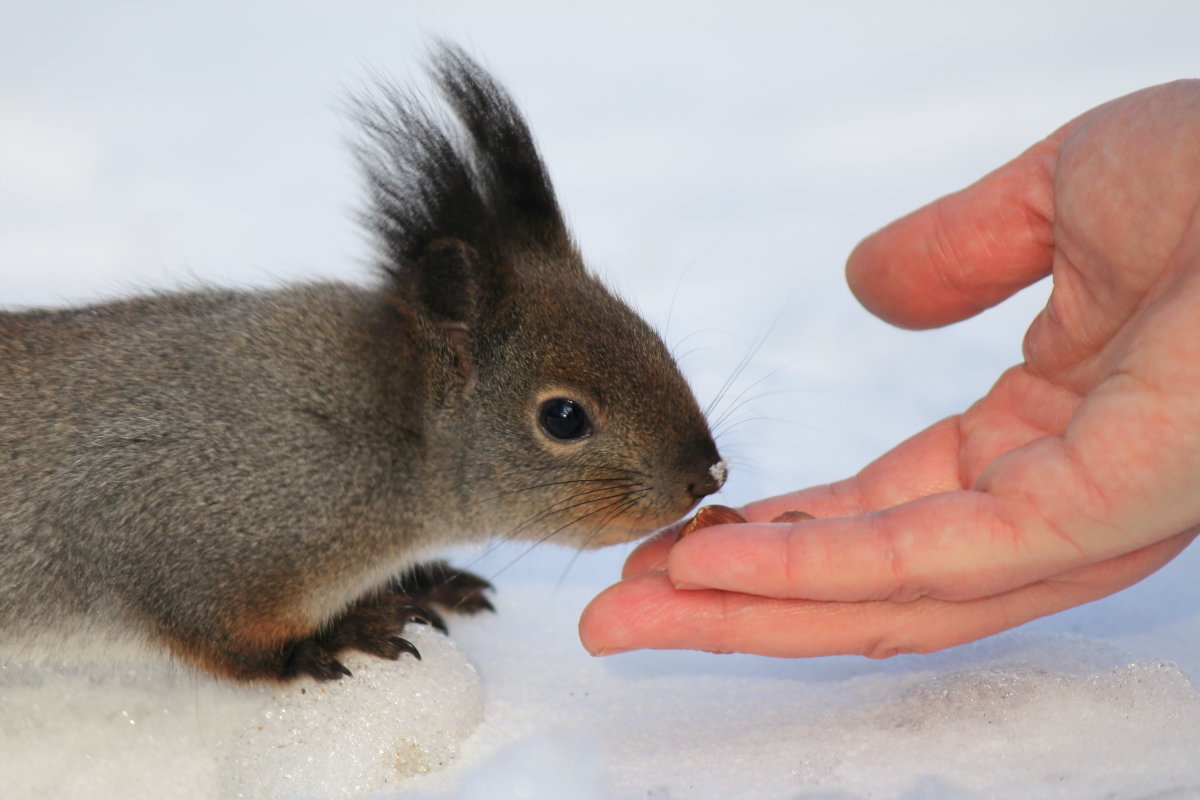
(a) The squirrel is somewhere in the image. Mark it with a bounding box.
[0,43,725,683]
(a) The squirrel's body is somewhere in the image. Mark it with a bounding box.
[1,285,448,670]
[0,45,723,682]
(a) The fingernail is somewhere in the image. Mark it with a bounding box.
[588,646,631,657]
[624,568,668,580]
[672,581,704,591]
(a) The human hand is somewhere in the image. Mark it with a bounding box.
[580,80,1200,658]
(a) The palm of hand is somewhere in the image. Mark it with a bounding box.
[580,81,1200,658]
[905,82,1200,602]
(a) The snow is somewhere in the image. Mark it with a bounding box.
[399,578,1200,799]
[3,626,483,799]
[3,2,1200,798]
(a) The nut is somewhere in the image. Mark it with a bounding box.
[678,505,816,539]
[678,504,747,538]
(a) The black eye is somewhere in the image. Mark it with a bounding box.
[539,398,591,441]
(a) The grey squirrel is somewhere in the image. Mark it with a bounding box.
[0,44,725,683]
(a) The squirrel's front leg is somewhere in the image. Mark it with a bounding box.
[283,561,494,681]
[160,561,496,683]
[154,561,493,682]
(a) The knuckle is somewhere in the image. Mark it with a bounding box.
[874,515,926,603]
[862,634,907,660]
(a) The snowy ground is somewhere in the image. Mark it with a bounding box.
[3,2,1200,798]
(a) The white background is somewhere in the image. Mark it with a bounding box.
[3,2,1200,798]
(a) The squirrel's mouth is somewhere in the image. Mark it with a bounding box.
[570,505,698,550]
[527,461,725,551]
[584,526,659,549]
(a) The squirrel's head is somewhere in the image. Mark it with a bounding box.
[354,43,724,548]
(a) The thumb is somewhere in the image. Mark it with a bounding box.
[846,138,1058,330]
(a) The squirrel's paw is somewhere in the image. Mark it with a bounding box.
[390,560,496,618]
[284,597,434,681]
[281,563,493,682]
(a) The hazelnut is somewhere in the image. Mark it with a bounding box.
[678,504,747,538]
[677,505,816,539]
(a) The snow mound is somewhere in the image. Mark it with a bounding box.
[1,624,484,800]
[792,659,1200,798]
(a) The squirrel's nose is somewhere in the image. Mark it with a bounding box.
[687,458,729,500]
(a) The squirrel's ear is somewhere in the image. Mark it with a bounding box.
[414,238,481,389]
[416,238,477,325]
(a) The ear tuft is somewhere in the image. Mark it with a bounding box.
[351,42,572,293]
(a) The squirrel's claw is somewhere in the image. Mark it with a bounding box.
[389,636,422,661]
[466,594,495,614]
[400,602,448,634]
[284,640,354,681]
[392,561,495,619]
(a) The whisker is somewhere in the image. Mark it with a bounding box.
[468,477,642,508]
[484,491,649,582]
[663,260,696,344]
[708,366,799,433]
[704,337,762,422]
[669,327,738,362]
[529,491,647,552]
[581,496,642,549]
[714,414,812,440]
[553,496,642,593]
[415,462,651,483]
[493,486,646,546]
[454,488,632,574]
[475,463,654,487]
[703,305,787,422]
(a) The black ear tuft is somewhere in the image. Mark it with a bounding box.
[351,42,572,297]
[428,42,565,251]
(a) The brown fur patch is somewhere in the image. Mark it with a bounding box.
[152,603,317,683]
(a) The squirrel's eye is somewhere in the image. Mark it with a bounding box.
[539,398,591,441]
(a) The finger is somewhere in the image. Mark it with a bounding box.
[622,528,676,579]
[673,394,1200,605]
[846,139,1058,330]
[639,413,988,590]
[741,415,968,523]
[740,364,1074,527]
[625,414,967,581]
[580,531,1192,657]
[583,572,1036,658]
[668,490,1031,602]
[744,361,1081,526]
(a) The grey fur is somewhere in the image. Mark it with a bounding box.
[0,45,722,681]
